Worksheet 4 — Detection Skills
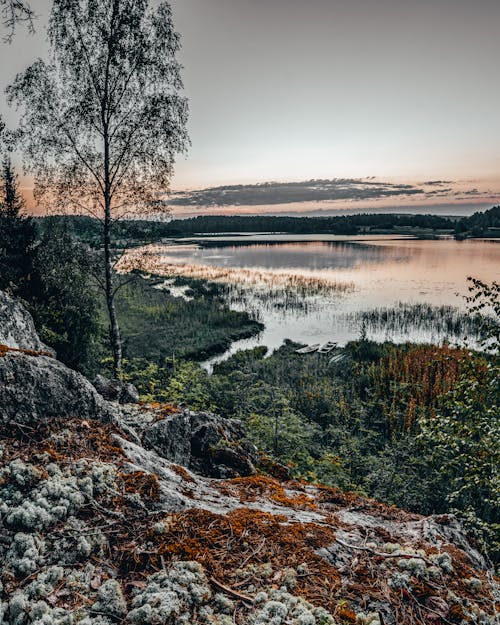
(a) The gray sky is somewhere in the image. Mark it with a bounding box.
[2,0,500,213]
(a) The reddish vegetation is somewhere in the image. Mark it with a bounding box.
[0,343,54,358]
[368,344,475,433]
[142,402,180,418]
[116,507,341,612]
[121,471,161,501]
[218,475,317,510]
[1,418,498,624]
[0,418,126,465]
[257,452,291,480]
[170,463,197,483]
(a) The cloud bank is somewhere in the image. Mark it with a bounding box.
[170,178,428,207]
[169,178,500,211]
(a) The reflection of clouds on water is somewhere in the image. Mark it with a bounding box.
[160,241,398,272]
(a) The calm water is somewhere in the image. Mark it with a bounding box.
[133,235,500,361]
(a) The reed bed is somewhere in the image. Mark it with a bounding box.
[118,246,354,303]
[344,302,489,341]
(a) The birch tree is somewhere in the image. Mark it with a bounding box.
[7,0,189,374]
[1,0,34,40]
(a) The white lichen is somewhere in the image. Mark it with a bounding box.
[356,613,381,625]
[92,579,127,618]
[126,562,211,625]
[249,589,336,625]
[430,552,453,573]
[5,533,45,576]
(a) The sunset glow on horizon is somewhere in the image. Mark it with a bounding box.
[3,0,500,216]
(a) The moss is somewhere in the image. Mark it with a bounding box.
[0,417,497,625]
[218,475,317,511]
[0,344,53,359]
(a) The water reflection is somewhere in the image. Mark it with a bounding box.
[121,236,500,362]
[161,241,396,271]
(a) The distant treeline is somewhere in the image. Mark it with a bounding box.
[34,206,500,244]
[168,213,455,234]
[454,205,500,237]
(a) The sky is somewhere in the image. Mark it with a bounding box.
[2,0,500,215]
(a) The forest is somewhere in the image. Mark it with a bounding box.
[33,205,500,245]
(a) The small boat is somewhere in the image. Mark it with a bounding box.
[295,343,321,354]
[318,341,337,354]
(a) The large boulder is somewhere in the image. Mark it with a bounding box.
[93,374,140,404]
[142,410,257,478]
[0,290,54,355]
[0,289,120,426]
[0,352,119,425]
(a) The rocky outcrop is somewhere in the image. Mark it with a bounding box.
[93,374,140,404]
[0,418,498,625]
[0,290,254,476]
[0,290,54,354]
[0,291,119,428]
[140,409,257,478]
[0,351,119,425]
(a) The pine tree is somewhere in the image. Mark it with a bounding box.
[0,158,35,294]
[1,157,25,217]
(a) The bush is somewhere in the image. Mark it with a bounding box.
[28,219,101,375]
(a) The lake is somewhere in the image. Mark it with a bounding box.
[121,235,500,362]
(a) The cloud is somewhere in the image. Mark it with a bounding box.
[170,178,426,208]
[421,180,454,186]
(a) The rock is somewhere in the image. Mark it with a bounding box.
[142,410,192,466]
[93,374,140,404]
[142,410,257,478]
[0,290,55,355]
[0,352,119,425]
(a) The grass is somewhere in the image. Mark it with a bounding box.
[344,302,490,345]
[107,274,263,363]
[117,245,354,295]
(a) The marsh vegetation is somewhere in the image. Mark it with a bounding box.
[119,236,500,356]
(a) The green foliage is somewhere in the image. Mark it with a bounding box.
[149,332,498,561]
[119,358,171,403]
[33,211,459,242]
[465,277,500,352]
[112,275,263,363]
[31,206,500,248]
[460,206,500,237]
[1,157,24,217]
[419,358,499,560]
[0,158,36,296]
[27,220,101,375]
[165,362,215,412]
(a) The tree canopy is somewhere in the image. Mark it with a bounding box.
[7,0,189,373]
[1,0,34,40]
